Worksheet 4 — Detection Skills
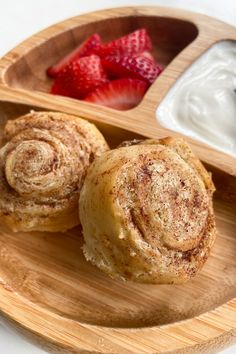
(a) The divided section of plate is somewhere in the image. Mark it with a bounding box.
[0,6,235,354]
[0,6,235,176]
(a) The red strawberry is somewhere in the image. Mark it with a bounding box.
[102,55,162,85]
[51,55,107,99]
[96,29,152,57]
[84,79,148,110]
[136,52,164,72]
[138,51,155,62]
[47,34,102,78]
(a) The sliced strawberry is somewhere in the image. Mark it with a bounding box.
[137,51,155,62]
[135,52,164,72]
[84,79,148,110]
[51,80,69,96]
[96,28,152,57]
[102,55,162,85]
[51,55,107,99]
[47,34,102,78]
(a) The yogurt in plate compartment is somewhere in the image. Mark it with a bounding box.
[157,40,236,157]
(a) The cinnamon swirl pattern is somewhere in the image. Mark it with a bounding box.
[80,137,216,284]
[0,111,109,232]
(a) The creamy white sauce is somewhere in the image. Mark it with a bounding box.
[157,41,236,157]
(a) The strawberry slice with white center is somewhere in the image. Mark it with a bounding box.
[84,79,148,110]
[51,55,107,99]
[47,33,102,78]
[96,28,152,57]
[102,54,162,85]
[137,51,155,62]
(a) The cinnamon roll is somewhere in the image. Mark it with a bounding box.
[0,111,109,232]
[79,137,216,284]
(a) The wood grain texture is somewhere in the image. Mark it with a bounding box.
[0,6,236,176]
[0,6,235,354]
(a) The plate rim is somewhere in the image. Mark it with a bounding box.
[0,5,235,353]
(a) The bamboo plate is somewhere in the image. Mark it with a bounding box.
[0,6,235,354]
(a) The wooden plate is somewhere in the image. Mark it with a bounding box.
[0,6,235,354]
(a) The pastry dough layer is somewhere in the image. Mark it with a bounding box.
[0,111,108,232]
[80,137,216,284]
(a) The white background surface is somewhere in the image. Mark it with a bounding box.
[0,0,236,353]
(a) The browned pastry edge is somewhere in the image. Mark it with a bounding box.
[119,137,215,194]
[80,137,216,284]
[0,111,109,232]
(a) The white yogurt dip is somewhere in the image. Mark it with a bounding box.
[157,40,236,157]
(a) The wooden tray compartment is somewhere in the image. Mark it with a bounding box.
[0,99,235,353]
[3,16,198,94]
[0,7,235,177]
[0,6,235,354]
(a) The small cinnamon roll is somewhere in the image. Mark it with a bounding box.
[79,137,216,284]
[0,111,109,232]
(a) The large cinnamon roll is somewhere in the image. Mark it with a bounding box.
[79,137,216,284]
[0,111,108,232]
